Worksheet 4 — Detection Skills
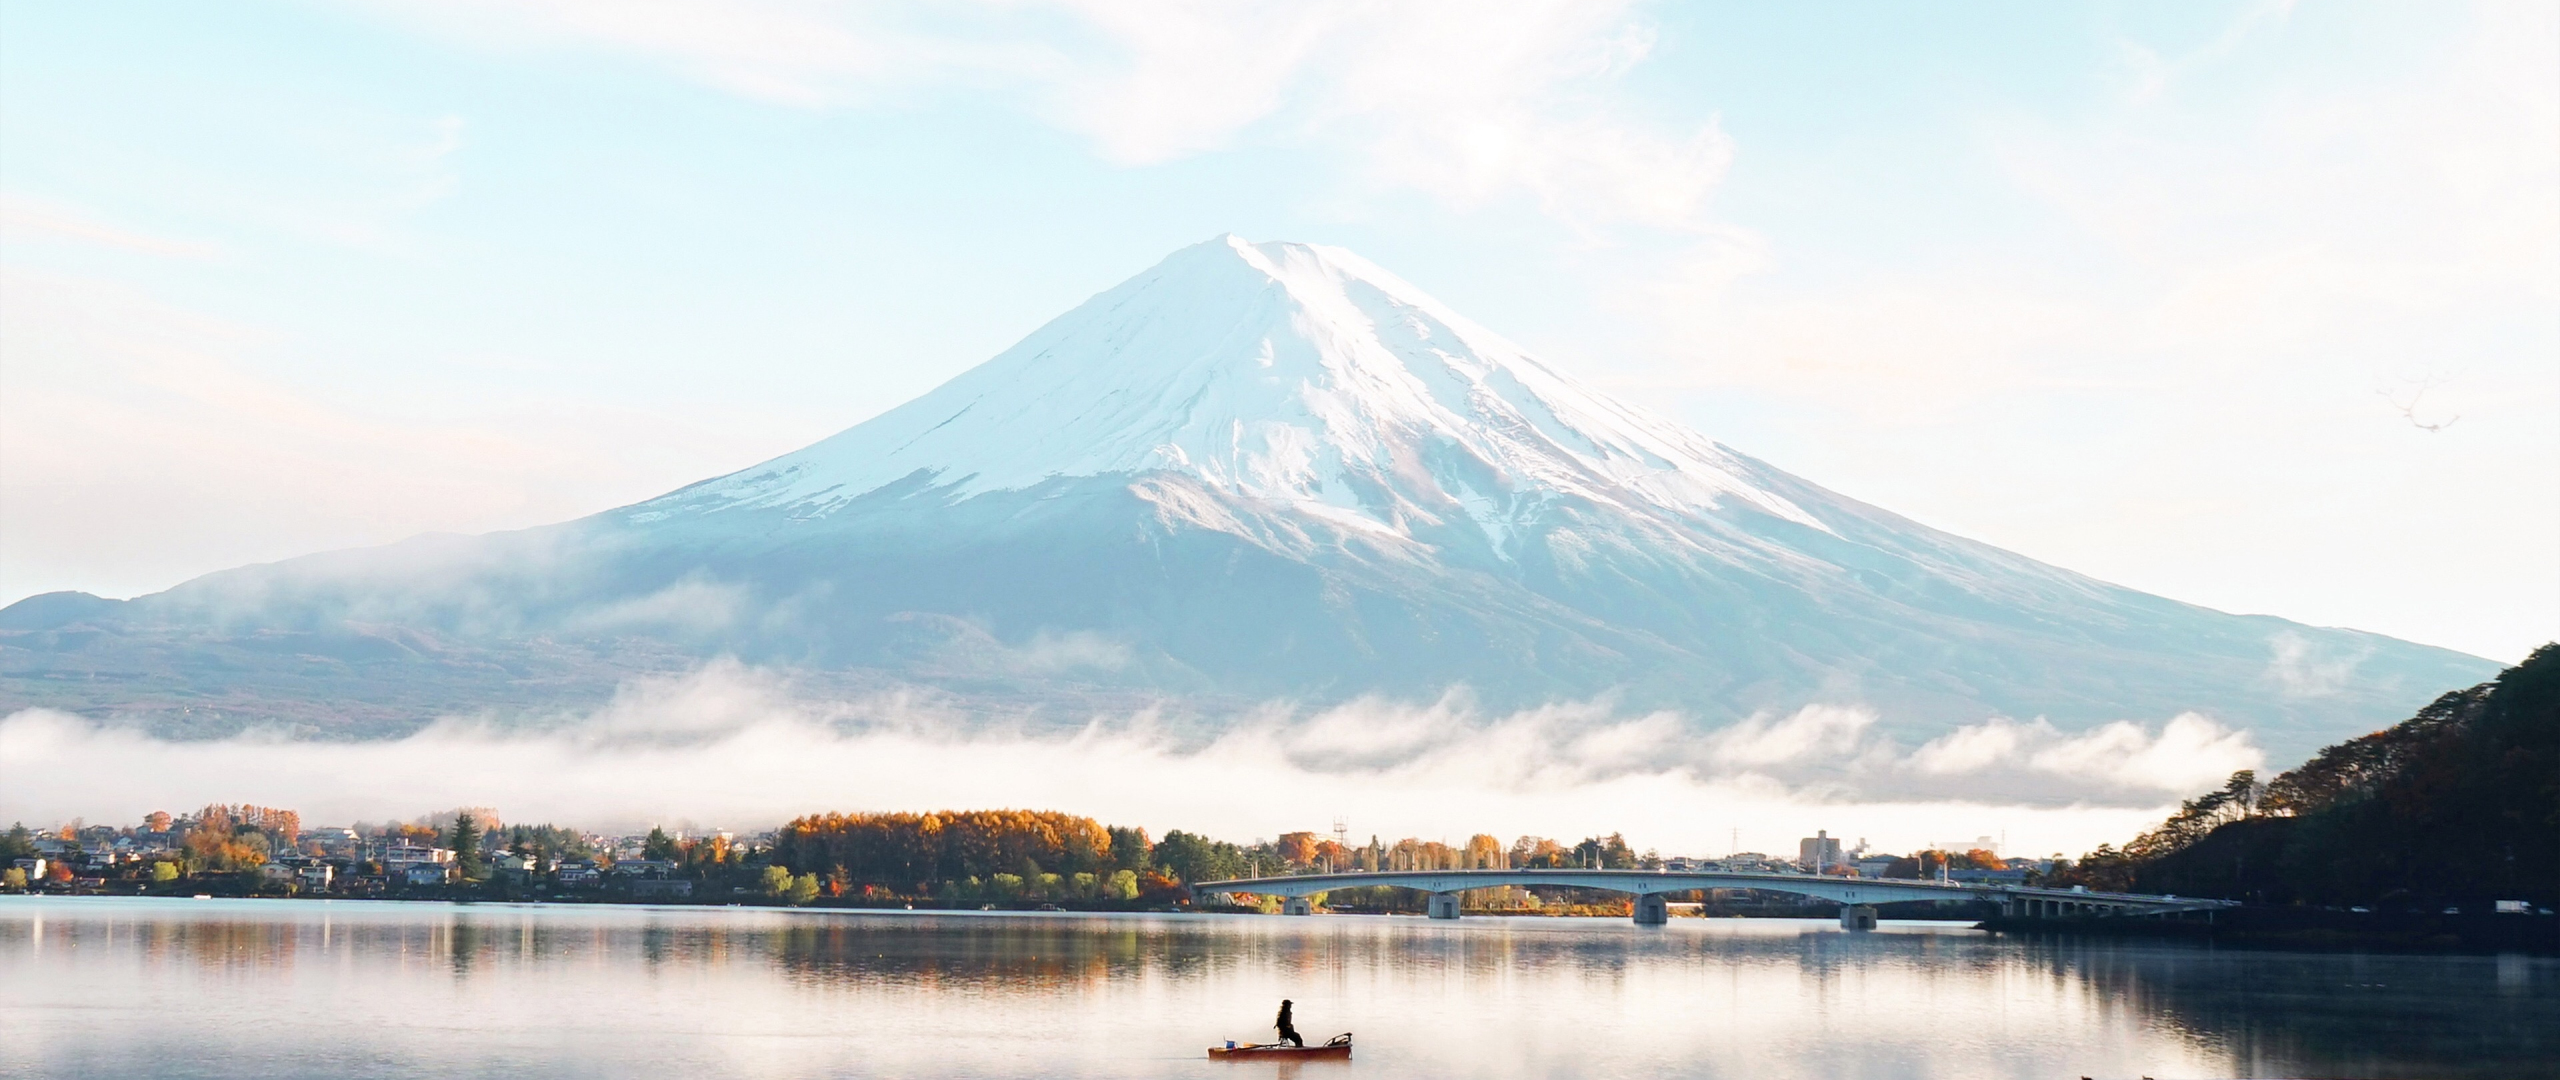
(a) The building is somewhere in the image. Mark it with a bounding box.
[557,861,601,886]
[490,851,544,885]
[401,863,451,887]
[382,845,455,867]
[1798,831,1843,873]
[629,878,693,900]
[1853,855,1901,878]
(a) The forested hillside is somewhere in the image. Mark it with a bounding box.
[2059,643,2558,908]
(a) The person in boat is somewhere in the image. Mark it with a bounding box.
[1274,999,1305,1048]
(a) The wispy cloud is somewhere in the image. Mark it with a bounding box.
[347,1,1728,234]
[2265,630,2374,699]
[1702,704,1873,767]
[0,662,2238,856]
[561,575,748,635]
[1908,713,2264,794]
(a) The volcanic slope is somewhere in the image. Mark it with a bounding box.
[0,237,2495,755]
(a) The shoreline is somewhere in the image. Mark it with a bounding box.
[1979,908,2560,955]
[20,891,2555,955]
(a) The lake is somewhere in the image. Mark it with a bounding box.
[4,896,2554,1079]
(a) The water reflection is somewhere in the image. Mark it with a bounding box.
[3,897,2553,1079]
[2014,935,2559,1079]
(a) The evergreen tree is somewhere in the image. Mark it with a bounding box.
[1107,826,1152,873]
[1152,830,1244,883]
[449,812,485,881]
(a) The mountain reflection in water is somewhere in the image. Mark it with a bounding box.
[4,897,2554,1079]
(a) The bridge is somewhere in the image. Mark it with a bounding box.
[1192,868,2235,927]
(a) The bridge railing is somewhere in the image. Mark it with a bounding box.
[1188,868,2233,925]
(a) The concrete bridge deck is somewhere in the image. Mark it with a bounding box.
[1193,868,2235,926]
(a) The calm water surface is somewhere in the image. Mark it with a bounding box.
[4,896,2554,1079]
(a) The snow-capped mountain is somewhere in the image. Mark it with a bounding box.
[0,237,2496,757]
[645,236,1826,538]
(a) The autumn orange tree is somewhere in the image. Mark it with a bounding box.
[180,804,297,873]
[773,810,1119,893]
[1274,832,1321,867]
[1510,836,1569,867]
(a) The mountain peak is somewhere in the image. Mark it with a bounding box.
[635,237,1829,540]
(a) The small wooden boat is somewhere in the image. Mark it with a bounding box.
[1208,1033,1352,1060]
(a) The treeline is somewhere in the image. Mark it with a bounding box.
[2056,643,2558,908]
[11,793,1676,910]
[765,812,1667,905]
[773,810,1122,888]
[769,810,1280,902]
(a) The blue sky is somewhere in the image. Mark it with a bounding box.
[2,0,2553,662]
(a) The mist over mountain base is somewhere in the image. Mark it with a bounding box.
[1,659,2255,857]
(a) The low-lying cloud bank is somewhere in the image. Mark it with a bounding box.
[0,662,2259,857]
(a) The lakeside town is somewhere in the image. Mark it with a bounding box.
[2,806,2045,915]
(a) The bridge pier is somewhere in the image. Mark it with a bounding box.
[1632,893,1668,925]
[1840,904,1878,931]
[1426,892,1462,920]
[1282,897,1314,916]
